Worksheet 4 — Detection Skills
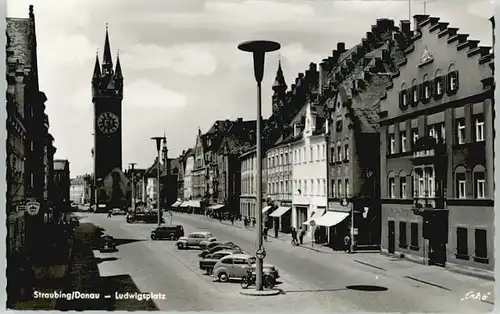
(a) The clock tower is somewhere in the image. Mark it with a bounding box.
[92,25,123,183]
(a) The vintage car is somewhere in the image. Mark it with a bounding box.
[127,212,165,224]
[99,234,117,252]
[212,254,279,282]
[150,225,184,240]
[199,250,238,274]
[111,208,126,215]
[198,242,242,258]
[199,239,237,251]
[176,232,216,250]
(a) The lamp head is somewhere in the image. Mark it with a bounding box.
[238,40,280,83]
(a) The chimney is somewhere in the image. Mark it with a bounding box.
[337,42,346,53]
[400,20,411,38]
[309,63,317,72]
[237,118,243,123]
[490,16,495,50]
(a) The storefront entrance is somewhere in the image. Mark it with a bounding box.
[295,206,308,230]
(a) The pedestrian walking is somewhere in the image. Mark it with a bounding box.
[231,215,235,225]
[252,217,256,228]
[107,210,112,218]
[263,226,268,241]
[299,227,306,245]
[344,235,351,253]
[291,227,298,246]
[274,223,279,238]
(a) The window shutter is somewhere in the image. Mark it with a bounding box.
[399,91,404,110]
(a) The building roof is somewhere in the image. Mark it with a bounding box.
[144,158,164,177]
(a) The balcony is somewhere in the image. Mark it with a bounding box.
[412,191,445,215]
[411,136,447,166]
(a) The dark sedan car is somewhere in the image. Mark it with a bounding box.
[150,225,184,240]
[100,234,117,252]
[199,243,243,258]
[199,250,239,274]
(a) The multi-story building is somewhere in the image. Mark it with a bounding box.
[213,119,256,215]
[239,148,264,219]
[290,102,328,241]
[320,19,411,249]
[142,158,162,206]
[190,128,206,211]
[379,15,494,272]
[183,149,195,200]
[175,151,187,201]
[53,159,70,221]
[70,176,86,204]
[125,168,145,205]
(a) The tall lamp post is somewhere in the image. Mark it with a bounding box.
[151,136,166,226]
[128,163,137,212]
[238,40,280,291]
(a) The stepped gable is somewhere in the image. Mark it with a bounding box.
[399,15,493,68]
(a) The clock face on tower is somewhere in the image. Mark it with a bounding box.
[97,112,120,134]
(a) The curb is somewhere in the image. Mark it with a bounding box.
[353,259,387,271]
[239,288,282,296]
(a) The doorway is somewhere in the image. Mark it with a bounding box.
[429,240,446,267]
[388,221,395,254]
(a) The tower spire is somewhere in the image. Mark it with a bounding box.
[272,59,287,92]
[115,49,123,79]
[102,23,113,74]
[92,50,101,80]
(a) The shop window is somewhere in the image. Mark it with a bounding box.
[410,222,419,250]
[399,221,407,248]
[474,229,488,263]
[456,227,469,260]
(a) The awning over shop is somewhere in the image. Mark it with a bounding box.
[269,206,291,218]
[190,200,201,208]
[303,209,326,225]
[208,204,225,210]
[262,206,272,214]
[172,201,182,207]
[179,202,189,208]
[315,211,349,227]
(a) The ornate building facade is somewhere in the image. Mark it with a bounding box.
[379,15,494,272]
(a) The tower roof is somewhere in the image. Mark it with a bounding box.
[272,60,287,91]
[114,50,122,78]
[92,52,101,79]
[102,23,113,70]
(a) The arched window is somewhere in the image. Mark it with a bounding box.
[400,83,408,107]
[411,79,418,103]
[454,166,467,199]
[447,63,459,92]
[473,165,486,199]
[388,171,396,198]
[434,69,443,96]
[398,171,407,199]
[422,74,430,99]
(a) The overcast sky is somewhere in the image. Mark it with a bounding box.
[7,0,493,176]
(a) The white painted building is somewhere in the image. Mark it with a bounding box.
[291,102,328,239]
[183,154,195,200]
[70,177,86,204]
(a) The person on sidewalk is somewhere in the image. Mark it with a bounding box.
[252,217,256,228]
[344,235,351,253]
[274,223,279,238]
[299,227,305,245]
[107,210,112,218]
[291,227,298,246]
[231,215,235,225]
[263,226,268,241]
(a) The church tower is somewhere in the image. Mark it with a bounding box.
[272,60,287,114]
[92,24,124,183]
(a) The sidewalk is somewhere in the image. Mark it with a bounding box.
[352,253,494,305]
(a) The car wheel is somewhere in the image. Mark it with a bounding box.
[218,272,228,282]
[169,234,175,240]
[177,243,184,250]
[151,235,156,240]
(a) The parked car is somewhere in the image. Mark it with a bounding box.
[150,225,184,240]
[213,254,279,282]
[199,243,242,258]
[112,208,126,215]
[176,232,216,250]
[199,250,238,274]
[127,212,165,224]
[99,234,117,252]
[199,240,237,251]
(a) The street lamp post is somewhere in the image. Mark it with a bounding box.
[129,163,137,212]
[238,40,280,291]
[151,136,166,226]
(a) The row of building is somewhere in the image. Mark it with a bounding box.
[166,15,495,273]
[6,6,72,260]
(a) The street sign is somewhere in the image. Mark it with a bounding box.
[309,220,316,227]
[26,201,40,216]
[353,228,358,236]
[256,248,266,259]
